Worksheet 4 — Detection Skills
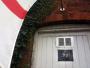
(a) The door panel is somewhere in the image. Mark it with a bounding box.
[32,32,90,68]
[76,36,87,68]
[82,36,90,68]
[72,36,79,68]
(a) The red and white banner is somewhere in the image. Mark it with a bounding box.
[0,0,36,68]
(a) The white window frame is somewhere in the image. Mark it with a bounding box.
[56,37,74,62]
[56,37,73,48]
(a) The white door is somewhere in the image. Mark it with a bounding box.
[31,32,90,68]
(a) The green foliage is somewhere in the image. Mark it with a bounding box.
[11,0,54,68]
[27,0,54,22]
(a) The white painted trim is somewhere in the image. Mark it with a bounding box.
[56,37,73,48]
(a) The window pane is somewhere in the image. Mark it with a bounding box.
[58,50,73,61]
[66,38,71,46]
[59,38,64,46]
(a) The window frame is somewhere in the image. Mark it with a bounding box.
[58,49,74,61]
[56,37,73,48]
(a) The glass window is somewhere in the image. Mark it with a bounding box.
[56,37,73,47]
[58,50,73,61]
[65,38,71,46]
[59,38,64,46]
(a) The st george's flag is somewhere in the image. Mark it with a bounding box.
[0,0,37,68]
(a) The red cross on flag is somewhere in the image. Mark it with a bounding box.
[0,0,36,68]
